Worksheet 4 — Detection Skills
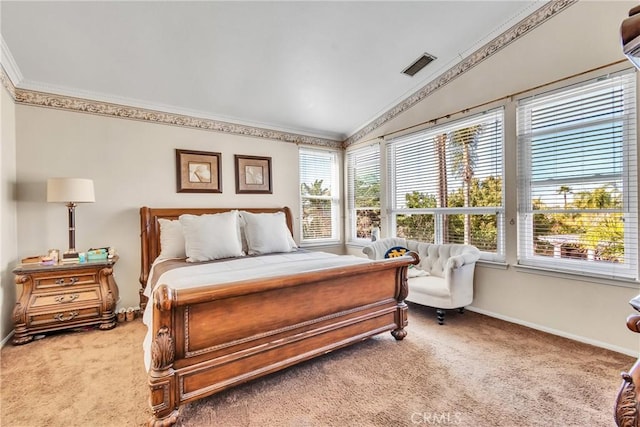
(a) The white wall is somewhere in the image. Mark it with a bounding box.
[14,106,303,317]
[347,1,640,355]
[1,83,17,342]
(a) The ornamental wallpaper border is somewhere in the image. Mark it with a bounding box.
[1,0,574,151]
[0,66,16,99]
[343,0,578,148]
[0,71,341,149]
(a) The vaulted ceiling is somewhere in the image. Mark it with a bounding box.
[1,1,546,142]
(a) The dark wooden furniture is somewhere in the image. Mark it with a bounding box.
[12,257,119,345]
[616,8,640,425]
[615,294,640,427]
[140,206,418,426]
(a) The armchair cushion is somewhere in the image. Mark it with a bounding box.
[410,275,450,298]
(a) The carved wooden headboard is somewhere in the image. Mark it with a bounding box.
[138,206,294,300]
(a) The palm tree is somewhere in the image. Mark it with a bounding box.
[449,124,482,244]
[434,133,448,241]
[301,179,330,198]
[557,185,572,209]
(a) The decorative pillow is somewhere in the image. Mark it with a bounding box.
[240,211,297,255]
[383,246,426,277]
[384,246,409,258]
[158,218,186,259]
[179,211,244,262]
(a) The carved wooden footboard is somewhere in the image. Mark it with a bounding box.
[147,254,417,426]
[140,207,418,426]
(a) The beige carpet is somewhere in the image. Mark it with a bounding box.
[1,303,634,427]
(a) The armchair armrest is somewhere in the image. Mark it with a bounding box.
[446,250,481,270]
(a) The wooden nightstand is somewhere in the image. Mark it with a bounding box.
[12,256,119,345]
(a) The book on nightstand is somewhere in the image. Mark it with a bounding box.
[20,256,44,265]
[87,248,108,261]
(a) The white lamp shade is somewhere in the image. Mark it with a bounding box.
[47,178,95,203]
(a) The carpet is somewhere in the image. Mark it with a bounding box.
[1,303,634,427]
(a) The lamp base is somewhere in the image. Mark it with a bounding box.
[61,252,79,263]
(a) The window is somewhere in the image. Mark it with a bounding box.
[347,145,381,243]
[387,108,505,260]
[299,147,340,244]
[517,70,637,280]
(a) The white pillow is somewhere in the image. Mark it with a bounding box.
[240,211,297,255]
[179,211,244,262]
[158,218,186,259]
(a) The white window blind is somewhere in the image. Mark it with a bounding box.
[387,108,505,259]
[517,70,638,280]
[299,147,340,243]
[347,145,381,242]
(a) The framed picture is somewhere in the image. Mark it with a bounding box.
[175,149,222,193]
[234,155,272,194]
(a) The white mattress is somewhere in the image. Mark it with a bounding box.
[142,251,370,371]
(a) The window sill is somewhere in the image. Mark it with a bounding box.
[513,264,639,289]
[299,241,342,248]
[345,241,371,248]
[476,260,509,270]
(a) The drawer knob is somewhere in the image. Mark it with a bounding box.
[53,311,79,322]
[55,277,79,286]
[54,294,79,304]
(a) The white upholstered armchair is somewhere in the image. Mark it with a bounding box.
[363,238,481,324]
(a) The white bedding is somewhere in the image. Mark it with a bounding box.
[142,251,371,371]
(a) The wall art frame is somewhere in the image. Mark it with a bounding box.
[234,155,272,194]
[176,149,222,193]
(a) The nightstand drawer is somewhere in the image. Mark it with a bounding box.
[29,306,101,327]
[31,288,101,308]
[35,272,97,290]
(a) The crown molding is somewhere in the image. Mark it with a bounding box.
[343,0,578,148]
[1,35,23,88]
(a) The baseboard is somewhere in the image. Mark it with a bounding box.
[466,306,637,357]
[1,329,14,348]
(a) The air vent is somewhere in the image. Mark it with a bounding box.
[402,53,436,77]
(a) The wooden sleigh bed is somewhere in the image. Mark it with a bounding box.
[139,206,418,426]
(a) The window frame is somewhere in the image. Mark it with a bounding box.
[299,147,341,246]
[516,69,638,280]
[386,108,506,261]
[346,144,381,245]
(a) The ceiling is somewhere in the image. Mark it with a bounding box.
[1,1,545,141]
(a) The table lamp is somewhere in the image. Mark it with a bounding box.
[47,178,95,260]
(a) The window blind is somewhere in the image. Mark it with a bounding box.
[347,145,381,242]
[299,147,340,243]
[386,108,504,258]
[517,70,638,279]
